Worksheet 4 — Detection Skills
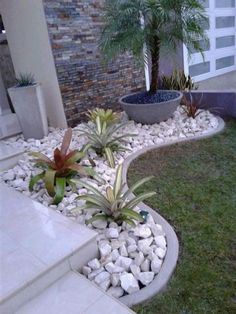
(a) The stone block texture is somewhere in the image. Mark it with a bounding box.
[43,0,145,126]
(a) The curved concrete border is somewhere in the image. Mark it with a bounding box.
[120,116,225,307]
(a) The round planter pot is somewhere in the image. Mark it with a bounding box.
[119,90,183,124]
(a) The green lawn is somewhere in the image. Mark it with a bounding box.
[128,120,236,314]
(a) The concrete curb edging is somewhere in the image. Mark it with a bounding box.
[119,116,225,307]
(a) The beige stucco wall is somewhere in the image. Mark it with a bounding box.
[0,0,67,128]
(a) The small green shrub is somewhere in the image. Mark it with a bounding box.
[16,73,35,87]
[72,164,156,226]
[86,108,120,126]
[29,128,94,204]
[160,69,197,91]
[79,117,133,168]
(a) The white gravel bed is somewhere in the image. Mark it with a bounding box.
[0,107,219,297]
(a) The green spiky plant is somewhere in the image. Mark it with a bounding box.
[16,73,35,87]
[29,128,96,204]
[160,69,198,91]
[99,0,207,94]
[72,164,156,226]
[79,116,133,168]
[86,108,120,126]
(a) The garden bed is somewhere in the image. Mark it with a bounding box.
[0,107,222,301]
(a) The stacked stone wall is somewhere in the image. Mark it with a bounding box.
[43,0,145,126]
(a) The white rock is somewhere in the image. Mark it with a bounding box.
[151,258,162,274]
[120,273,140,294]
[111,273,120,287]
[149,223,165,236]
[154,236,166,249]
[2,170,15,181]
[115,256,132,271]
[111,249,120,261]
[106,227,119,239]
[88,258,101,270]
[155,247,166,259]
[99,278,111,291]
[138,272,154,286]
[105,262,124,274]
[107,286,124,298]
[138,237,153,254]
[134,252,145,266]
[119,244,128,257]
[92,219,107,229]
[134,225,152,238]
[94,271,110,285]
[126,237,136,246]
[88,267,104,280]
[127,244,137,253]
[111,239,124,250]
[99,243,112,257]
[82,266,91,276]
[140,259,150,272]
[130,263,141,277]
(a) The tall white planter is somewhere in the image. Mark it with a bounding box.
[8,83,48,139]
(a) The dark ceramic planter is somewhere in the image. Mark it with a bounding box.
[119,90,183,124]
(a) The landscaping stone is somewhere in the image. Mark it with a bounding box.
[88,258,100,270]
[107,286,124,298]
[151,258,162,274]
[120,273,140,294]
[138,272,155,286]
[115,256,133,271]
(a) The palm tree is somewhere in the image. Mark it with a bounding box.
[99,0,208,94]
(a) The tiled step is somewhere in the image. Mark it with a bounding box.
[16,271,135,314]
[0,140,24,171]
[0,183,98,314]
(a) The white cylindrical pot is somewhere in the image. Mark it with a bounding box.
[8,83,48,139]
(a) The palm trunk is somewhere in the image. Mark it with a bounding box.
[149,38,160,94]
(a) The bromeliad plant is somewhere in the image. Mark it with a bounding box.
[79,116,133,168]
[86,108,120,126]
[29,128,92,204]
[72,164,156,226]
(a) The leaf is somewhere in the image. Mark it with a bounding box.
[121,217,135,227]
[29,172,45,191]
[106,186,114,203]
[53,148,65,169]
[96,116,102,134]
[67,164,87,176]
[44,169,56,197]
[76,194,110,210]
[65,151,84,164]
[104,147,115,168]
[122,176,154,199]
[71,179,105,198]
[125,191,156,210]
[121,208,144,222]
[86,214,108,225]
[53,177,66,205]
[113,164,123,198]
[60,128,72,156]
[29,152,52,163]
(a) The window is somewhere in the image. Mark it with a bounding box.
[216,56,234,69]
[189,61,210,76]
[216,16,235,28]
[215,0,235,8]
[216,35,235,48]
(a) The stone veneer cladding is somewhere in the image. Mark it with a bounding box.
[43,0,145,126]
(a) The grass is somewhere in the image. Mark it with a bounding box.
[128,120,236,314]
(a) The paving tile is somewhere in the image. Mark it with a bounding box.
[0,230,18,255]
[0,247,46,301]
[16,272,103,314]
[83,294,135,314]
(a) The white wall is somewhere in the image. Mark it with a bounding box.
[0,0,67,128]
